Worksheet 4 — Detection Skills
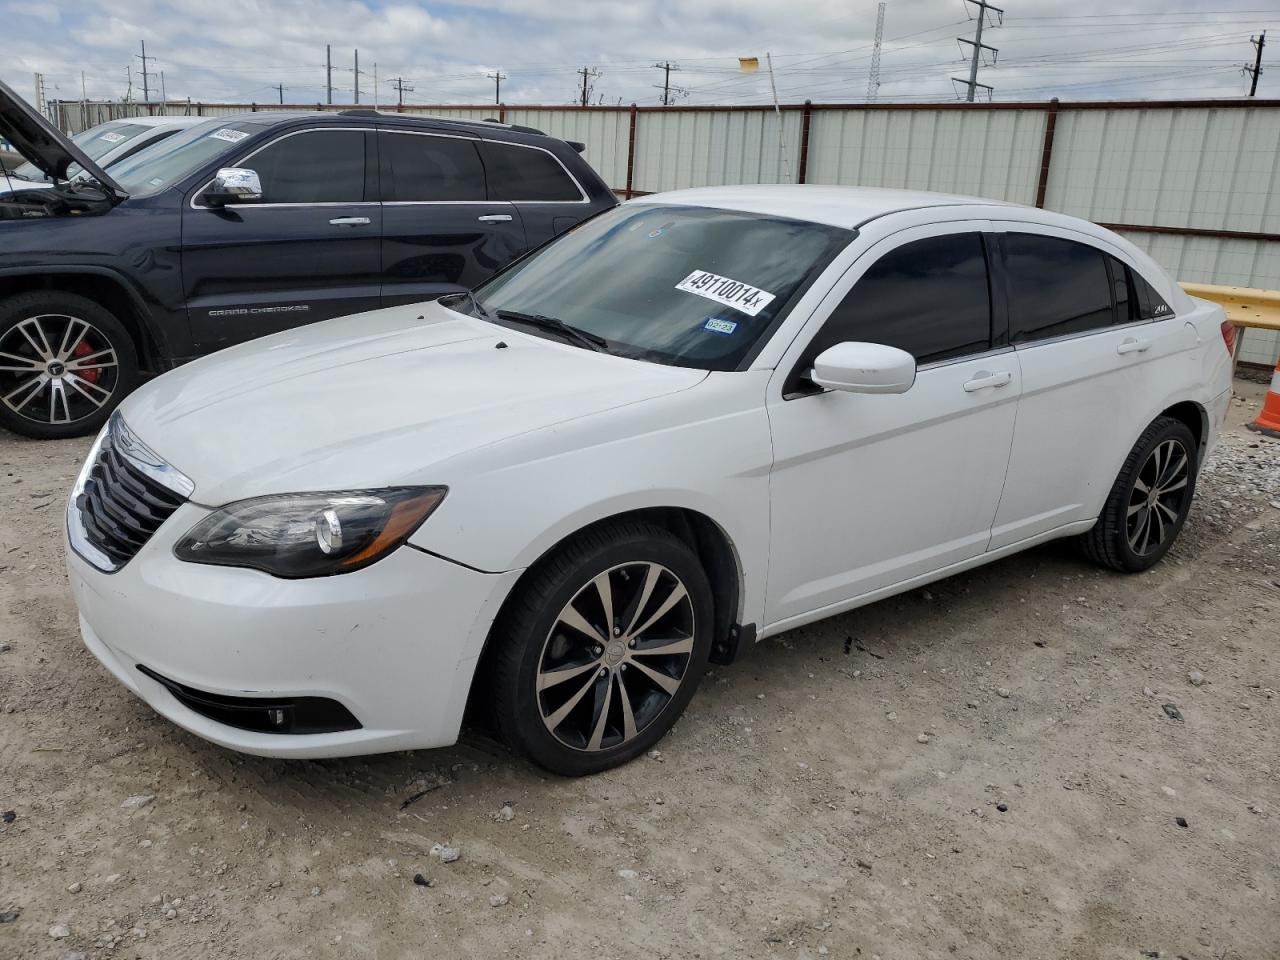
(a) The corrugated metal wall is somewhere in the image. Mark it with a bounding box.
[48,99,1280,365]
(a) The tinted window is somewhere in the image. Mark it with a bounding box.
[1132,267,1173,320]
[797,233,992,380]
[479,141,582,201]
[1110,256,1137,324]
[249,130,365,204]
[382,132,485,201]
[472,203,850,371]
[1005,234,1113,343]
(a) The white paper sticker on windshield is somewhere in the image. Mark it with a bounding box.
[208,128,249,143]
[676,270,776,317]
[99,131,127,143]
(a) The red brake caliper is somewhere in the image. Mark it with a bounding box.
[72,338,100,384]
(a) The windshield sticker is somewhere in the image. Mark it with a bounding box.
[704,317,738,335]
[208,128,249,144]
[676,270,776,317]
[99,131,127,143]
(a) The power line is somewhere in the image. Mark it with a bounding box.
[955,0,1002,102]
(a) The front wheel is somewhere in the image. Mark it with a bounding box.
[1080,416,1199,572]
[0,292,139,439]
[486,522,714,776]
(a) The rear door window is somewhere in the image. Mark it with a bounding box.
[381,132,486,202]
[1004,233,1114,343]
[796,232,992,381]
[479,141,583,202]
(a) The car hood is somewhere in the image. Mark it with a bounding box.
[0,79,125,199]
[119,302,707,505]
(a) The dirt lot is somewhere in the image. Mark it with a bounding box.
[1,381,1277,960]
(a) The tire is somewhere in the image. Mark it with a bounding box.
[1080,416,1199,573]
[487,521,714,776]
[0,291,140,440]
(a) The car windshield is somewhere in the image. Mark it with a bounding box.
[108,120,258,197]
[12,121,150,181]
[472,204,851,371]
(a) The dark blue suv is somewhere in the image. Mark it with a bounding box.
[0,81,616,438]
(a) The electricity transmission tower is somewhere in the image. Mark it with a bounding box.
[953,0,1002,102]
[866,2,886,101]
[1245,31,1266,96]
[653,61,687,106]
[135,41,156,102]
[486,71,506,105]
[575,66,600,106]
[388,77,415,106]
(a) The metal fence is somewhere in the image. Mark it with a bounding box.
[51,97,1280,368]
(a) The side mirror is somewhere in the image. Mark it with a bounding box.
[809,341,916,394]
[202,167,262,207]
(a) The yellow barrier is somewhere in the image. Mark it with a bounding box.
[1179,283,1280,332]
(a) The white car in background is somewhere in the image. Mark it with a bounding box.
[0,115,202,192]
[64,185,1233,776]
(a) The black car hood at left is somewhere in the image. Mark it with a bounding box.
[0,79,126,200]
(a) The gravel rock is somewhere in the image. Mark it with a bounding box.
[996,802,1009,813]
[430,843,461,863]
[497,805,514,822]
[1188,670,1205,686]
[1162,703,1185,722]
[49,924,71,939]
[164,908,177,920]
[916,733,930,744]
[120,794,154,810]
[617,869,639,880]
[488,894,509,907]
[1,810,15,823]
[132,927,147,939]
[66,882,81,893]
[996,687,1012,698]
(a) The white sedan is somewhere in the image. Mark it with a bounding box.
[0,115,202,192]
[64,185,1233,775]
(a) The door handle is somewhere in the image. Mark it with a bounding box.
[1116,337,1151,355]
[477,214,513,222]
[962,370,1013,392]
[328,216,371,226]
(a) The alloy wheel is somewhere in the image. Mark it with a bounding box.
[1126,438,1190,556]
[536,561,696,752]
[0,314,118,426]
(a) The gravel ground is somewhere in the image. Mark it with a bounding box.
[1,381,1277,960]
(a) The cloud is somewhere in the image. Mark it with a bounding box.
[0,0,1270,109]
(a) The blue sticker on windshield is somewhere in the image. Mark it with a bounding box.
[704,317,738,335]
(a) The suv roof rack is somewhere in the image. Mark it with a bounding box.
[337,109,381,118]
[331,110,573,145]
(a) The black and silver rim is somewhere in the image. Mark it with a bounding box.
[1126,438,1190,556]
[536,561,695,753]
[0,314,118,425]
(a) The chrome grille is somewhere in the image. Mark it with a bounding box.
[69,415,193,572]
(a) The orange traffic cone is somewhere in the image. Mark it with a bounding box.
[1247,358,1280,439]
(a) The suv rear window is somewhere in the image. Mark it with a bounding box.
[479,141,582,202]
[381,131,485,202]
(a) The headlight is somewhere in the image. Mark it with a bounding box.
[173,487,446,578]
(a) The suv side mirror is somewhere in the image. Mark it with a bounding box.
[809,341,916,394]
[203,167,263,207]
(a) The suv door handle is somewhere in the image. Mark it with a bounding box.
[477,214,513,222]
[328,216,371,226]
[1116,337,1151,355]
[962,370,1013,393]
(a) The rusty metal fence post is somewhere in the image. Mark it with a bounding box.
[797,100,813,185]
[1035,97,1059,209]
[624,103,638,199]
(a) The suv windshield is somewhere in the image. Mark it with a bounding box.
[108,120,258,197]
[473,204,850,371]
[12,121,150,182]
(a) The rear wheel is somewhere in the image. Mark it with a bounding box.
[1080,416,1198,572]
[487,522,714,776]
[0,292,139,440]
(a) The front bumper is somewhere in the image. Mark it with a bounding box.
[66,501,519,758]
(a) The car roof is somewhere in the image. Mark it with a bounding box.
[213,110,544,139]
[633,184,1011,230]
[116,115,205,129]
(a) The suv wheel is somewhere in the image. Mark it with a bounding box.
[0,292,139,439]
[1081,415,1199,572]
[487,521,714,775]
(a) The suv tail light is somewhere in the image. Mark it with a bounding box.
[1221,319,1238,356]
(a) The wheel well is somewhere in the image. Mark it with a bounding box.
[1160,401,1206,456]
[0,273,157,370]
[465,507,744,725]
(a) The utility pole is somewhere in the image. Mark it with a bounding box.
[136,40,155,102]
[274,83,286,104]
[652,61,683,106]
[373,62,378,109]
[125,65,133,103]
[953,0,1002,102]
[575,66,599,106]
[326,45,333,104]
[160,71,167,102]
[354,49,360,104]
[486,71,506,105]
[389,77,414,106]
[866,2,886,101]
[1246,31,1266,96]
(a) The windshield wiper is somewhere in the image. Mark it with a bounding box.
[495,309,608,352]
[440,289,491,320]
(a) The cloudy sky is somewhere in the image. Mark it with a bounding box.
[1,0,1274,109]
